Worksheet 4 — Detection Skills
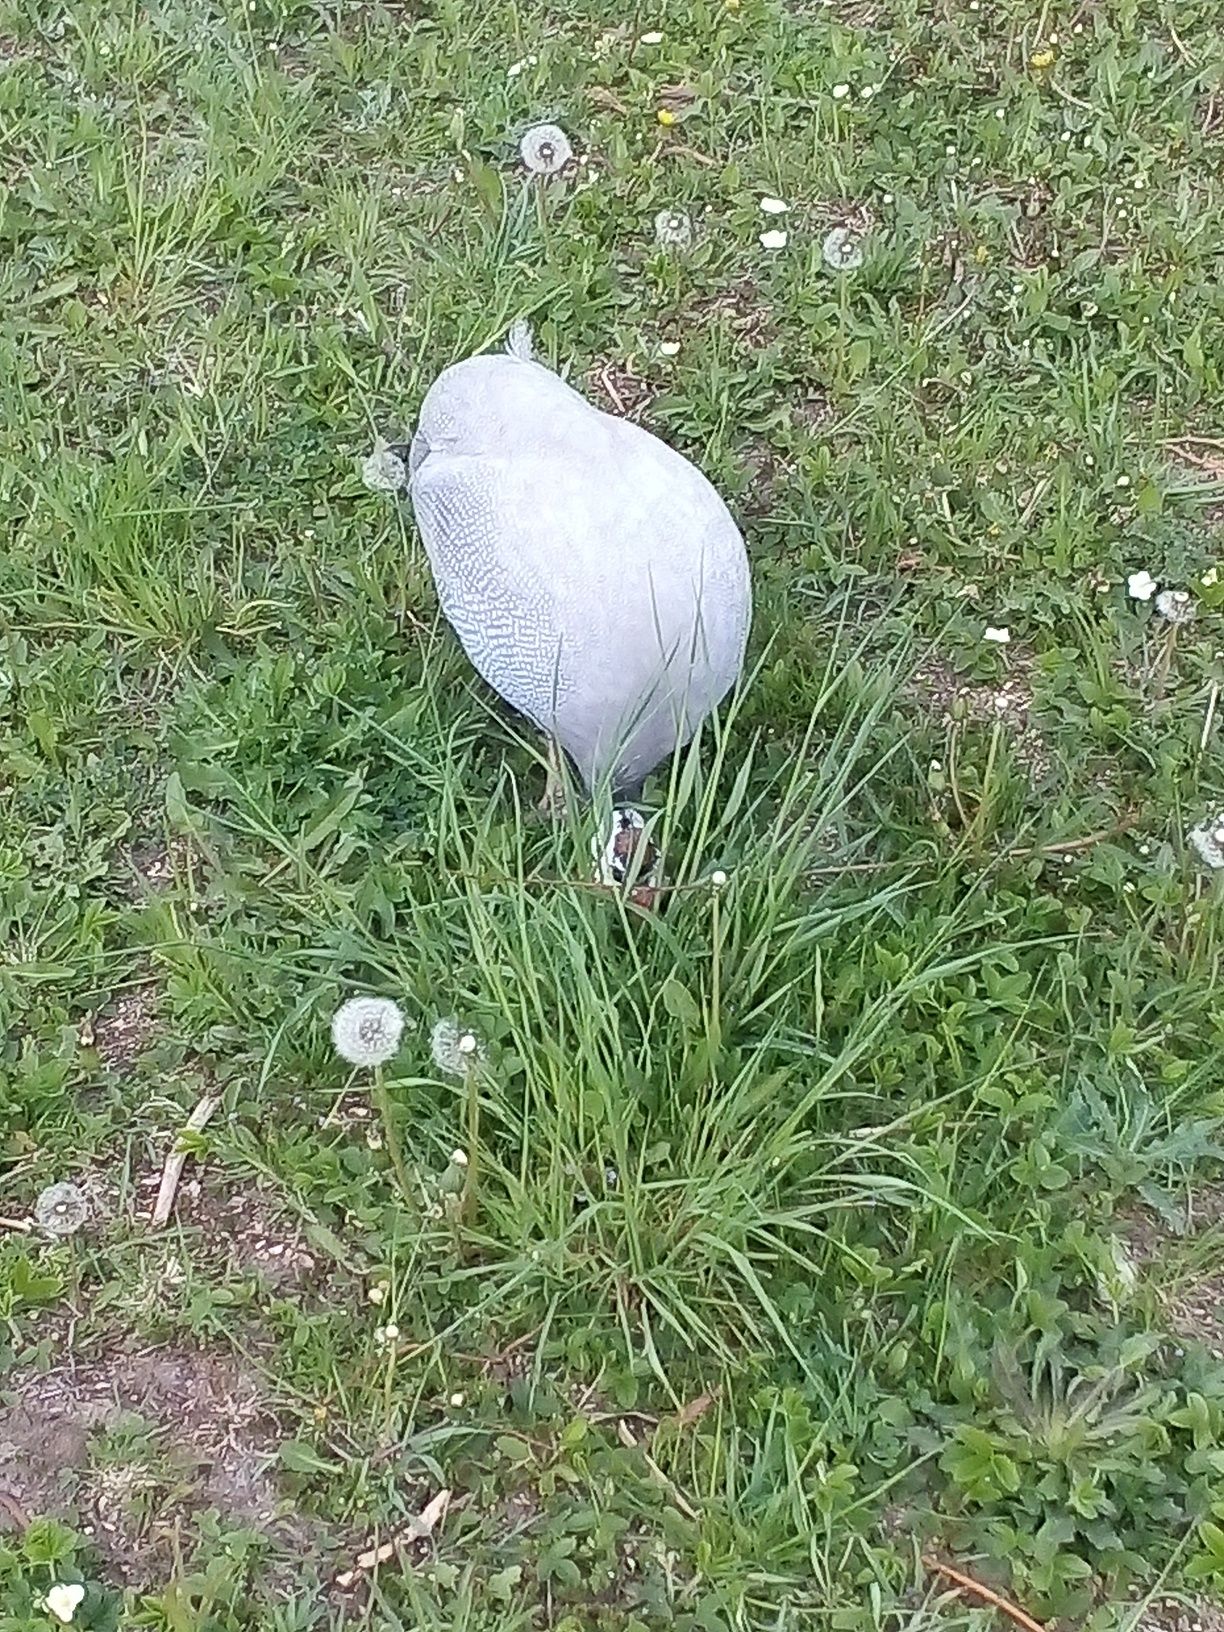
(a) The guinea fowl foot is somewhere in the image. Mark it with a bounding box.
[536,738,570,822]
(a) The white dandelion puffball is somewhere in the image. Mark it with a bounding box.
[1127,569,1158,602]
[361,444,407,495]
[431,1017,482,1077]
[759,228,788,251]
[983,626,1011,644]
[659,339,681,357]
[654,207,693,249]
[520,122,573,175]
[822,226,865,271]
[759,196,789,215]
[45,1585,86,1625]
[332,997,405,1068]
[35,1182,89,1238]
[1189,814,1224,872]
[1155,588,1195,625]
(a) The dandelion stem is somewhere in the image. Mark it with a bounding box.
[709,889,723,1048]
[462,1063,481,1223]
[372,1066,412,1201]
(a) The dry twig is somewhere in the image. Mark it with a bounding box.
[924,1554,1047,1632]
[151,1092,221,1227]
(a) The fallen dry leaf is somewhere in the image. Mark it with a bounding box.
[335,1488,453,1589]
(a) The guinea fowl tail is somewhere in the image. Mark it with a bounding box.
[505,318,535,362]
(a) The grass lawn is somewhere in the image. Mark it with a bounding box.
[3,0,1224,1625]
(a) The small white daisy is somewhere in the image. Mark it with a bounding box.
[331,997,405,1068]
[45,1585,86,1626]
[519,122,573,175]
[1126,570,1157,601]
[832,83,850,99]
[759,228,788,250]
[759,196,789,215]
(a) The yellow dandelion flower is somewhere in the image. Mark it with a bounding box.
[656,108,676,126]
[1030,47,1055,69]
[973,243,990,264]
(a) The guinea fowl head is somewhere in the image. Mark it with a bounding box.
[592,808,663,911]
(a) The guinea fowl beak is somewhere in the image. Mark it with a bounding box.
[593,808,663,911]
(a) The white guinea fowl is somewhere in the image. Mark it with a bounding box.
[402,322,752,810]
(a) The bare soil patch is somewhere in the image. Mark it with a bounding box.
[907,650,1052,780]
[91,984,161,1074]
[1137,1595,1224,1632]
[0,1345,317,1585]
[1122,1185,1224,1361]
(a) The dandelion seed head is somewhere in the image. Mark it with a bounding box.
[759,196,789,215]
[332,996,404,1067]
[35,1182,89,1238]
[450,1147,470,1167]
[710,869,728,888]
[822,226,864,271]
[361,444,407,495]
[1189,815,1224,871]
[654,207,693,248]
[759,228,788,250]
[831,83,850,99]
[431,1018,482,1076]
[520,122,573,175]
[1155,588,1195,624]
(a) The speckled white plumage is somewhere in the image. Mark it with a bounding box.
[408,327,751,794]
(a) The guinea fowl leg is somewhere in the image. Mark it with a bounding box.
[537,736,569,820]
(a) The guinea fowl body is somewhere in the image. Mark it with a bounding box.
[408,330,751,796]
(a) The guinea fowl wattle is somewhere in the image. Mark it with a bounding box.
[397,323,752,815]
